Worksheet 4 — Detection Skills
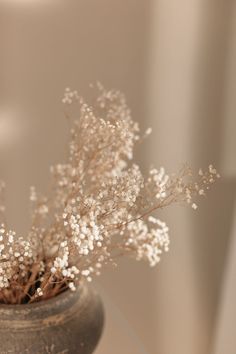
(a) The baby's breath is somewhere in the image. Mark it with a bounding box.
[0,84,219,304]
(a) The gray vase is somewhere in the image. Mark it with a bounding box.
[0,283,104,354]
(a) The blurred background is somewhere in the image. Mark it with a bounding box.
[0,1,236,353]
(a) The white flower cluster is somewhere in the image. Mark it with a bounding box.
[64,212,104,256]
[125,216,169,267]
[51,241,79,277]
[62,88,79,105]
[149,167,169,200]
[0,225,36,290]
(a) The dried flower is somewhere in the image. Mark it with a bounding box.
[0,84,219,304]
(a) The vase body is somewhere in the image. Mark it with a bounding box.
[0,283,104,354]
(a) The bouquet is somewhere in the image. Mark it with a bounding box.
[0,84,219,304]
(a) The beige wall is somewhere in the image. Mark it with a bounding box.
[0,1,236,353]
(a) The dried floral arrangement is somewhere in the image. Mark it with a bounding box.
[0,84,219,304]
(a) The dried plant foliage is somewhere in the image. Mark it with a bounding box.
[0,84,219,304]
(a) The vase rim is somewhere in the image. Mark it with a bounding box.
[0,284,80,309]
[0,282,90,326]
[1,287,76,307]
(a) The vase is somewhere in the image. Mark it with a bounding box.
[0,283,104,354]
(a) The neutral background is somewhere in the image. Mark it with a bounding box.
[0,1,236,353]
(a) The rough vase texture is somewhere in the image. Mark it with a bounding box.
[0,284,104,354]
